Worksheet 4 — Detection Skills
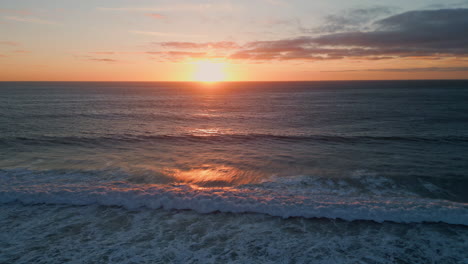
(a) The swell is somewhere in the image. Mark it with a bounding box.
[10,112,212,121]
[1,180,467,225]
[2,134,468,147]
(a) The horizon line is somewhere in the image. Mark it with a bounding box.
[1,79,468,83]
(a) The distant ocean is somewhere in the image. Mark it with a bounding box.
[1,81,467,263]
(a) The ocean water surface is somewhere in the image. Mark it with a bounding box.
[1,81,467,263]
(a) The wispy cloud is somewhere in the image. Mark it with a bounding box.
[148,51,224,62]
[258,18,297,27]
[425,0,468,9]
[3,15,58,25]
[88,58,120,63]
[98,3,234,13]
[323,67,468,72]
[145,13,165,19]
[157,41,239,49]
[260,0,289,7]
[304,6,397,34]
[0,41,20,46]
[89,52,117,55]
[74,54,122,63]
[130,30,203,38]
[147,51,206,57]
[83,50,218,63]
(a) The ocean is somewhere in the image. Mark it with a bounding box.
[1,81,467,263]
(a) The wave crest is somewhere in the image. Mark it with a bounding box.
[1,177,467,225]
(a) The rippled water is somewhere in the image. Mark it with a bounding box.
[1,81,467,263]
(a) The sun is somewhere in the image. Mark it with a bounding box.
[192,61,226,82]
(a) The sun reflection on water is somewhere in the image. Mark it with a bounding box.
[190,128,222,136]
[130,164,263,187]
[168,165,261,187]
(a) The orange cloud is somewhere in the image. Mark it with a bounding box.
[88,58,120,63]
[89,52,117,55]
[146,51,207,62]
[158,41,239,50]
[145,13,165,19]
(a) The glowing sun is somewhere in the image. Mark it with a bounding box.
[193,61,226,82]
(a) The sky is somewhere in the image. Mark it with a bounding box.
[1,0,468,81]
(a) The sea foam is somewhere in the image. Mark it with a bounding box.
[1,169,467,225]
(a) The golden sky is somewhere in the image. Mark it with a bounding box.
[1,0,468,81]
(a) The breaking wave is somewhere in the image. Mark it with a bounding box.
[1,169,467,225]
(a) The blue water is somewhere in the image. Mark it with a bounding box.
[1,81,467,263]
